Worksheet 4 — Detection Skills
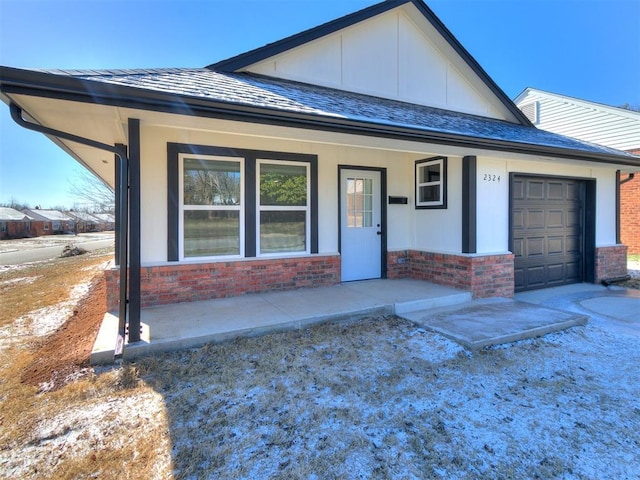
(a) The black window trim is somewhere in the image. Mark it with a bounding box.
[167,143,318,262]
[415,155,447,209]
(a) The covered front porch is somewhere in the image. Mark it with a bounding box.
[91,279,471,363]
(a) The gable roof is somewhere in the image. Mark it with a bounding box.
[0,207,33,221]
[2,66,639,167]
[22,209,72,222]
[209,0,532,126]
[66,211,101,223]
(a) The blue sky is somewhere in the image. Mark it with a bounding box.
[1,0,638,208]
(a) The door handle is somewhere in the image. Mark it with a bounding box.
[376,231,382,235]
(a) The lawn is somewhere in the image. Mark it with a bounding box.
[0,250,639,479]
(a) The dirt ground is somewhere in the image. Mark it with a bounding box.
[20,274,106,391]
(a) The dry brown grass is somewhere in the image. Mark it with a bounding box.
[1,248,639,479]
[0,252,112,327]
[0,248,172,479]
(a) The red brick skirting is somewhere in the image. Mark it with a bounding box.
[620,175,640,255]
[105,254,340,311]
[595,245,628,283]
[388,250,515,298]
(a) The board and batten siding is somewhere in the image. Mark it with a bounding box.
[246,7,515,122]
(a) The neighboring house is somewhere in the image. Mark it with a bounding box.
[92,213,116,231]
[515,88,640,254]
[0,207,34,239]
[66,211,101,233]
[2,0,639,342]
[22,209,74,235]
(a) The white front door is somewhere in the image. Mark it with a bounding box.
[340,169,382,281]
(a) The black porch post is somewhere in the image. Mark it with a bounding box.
[127,119,141,343]
[616,170,621,245]
[462,155,477,254]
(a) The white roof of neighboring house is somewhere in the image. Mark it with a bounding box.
[93,213,115,223]
[66,211,101,223]
[0,207,33,221]
[22,209,73,222]
[514,88,640,153]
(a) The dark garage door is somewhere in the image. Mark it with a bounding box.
[511,176,585,292]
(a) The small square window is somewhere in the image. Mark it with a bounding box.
[415,157,447,209]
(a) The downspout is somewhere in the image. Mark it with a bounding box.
[9,102,130,359]
[620,173,635,185]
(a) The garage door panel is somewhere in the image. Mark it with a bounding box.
[512,210,524,229]
[547,210,564,228]
[547,182,564,200]
[547,236,563,255]
[566,235,581,254]
[567,183,580,200]
[547,263,566,282]
[526,210,545,229]
[512,176,585,292]
[526,237,545,256]
[527,181,545,199]
[512,180,525,199]
[567,209,581,228]
[566,262,581,281]
[526,266,546,287]
[512,238,523,257]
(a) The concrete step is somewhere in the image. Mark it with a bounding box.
[394,291,472,315]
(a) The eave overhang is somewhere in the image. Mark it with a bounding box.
[2,66,639,168]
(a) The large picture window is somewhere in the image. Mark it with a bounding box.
[168,144,318,261]
[415,156,447,209]
[258,160,310,255]
[180,156,243,258]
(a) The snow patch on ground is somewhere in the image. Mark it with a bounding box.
[628,259,640,279]
[1,390,170,479]
[12,281,92,338]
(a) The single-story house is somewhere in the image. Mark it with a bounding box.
[66,211,101,233]
[92,213,116,231]
[22,209,74,235]
[515,88,640,254]
[2,0,639,344]
[0,207,34,239]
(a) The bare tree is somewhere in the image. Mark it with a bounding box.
[619,103,640,112]
[68,168,114,213]
[0,197,31,210]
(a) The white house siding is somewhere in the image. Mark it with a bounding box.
[516,90,640,152]
[138,121,466,265]
[413,157,462,254]
[247,8,511,121]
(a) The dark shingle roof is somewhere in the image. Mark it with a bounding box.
[21,67,637,162]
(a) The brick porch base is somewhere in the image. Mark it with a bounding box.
[595,245,628,282]
[388,250,515,298]
[106,254,340,311]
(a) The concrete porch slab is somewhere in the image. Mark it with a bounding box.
[91,279,472,364]
[400,298,589,350]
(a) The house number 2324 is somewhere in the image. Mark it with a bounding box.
[483,174,500,182]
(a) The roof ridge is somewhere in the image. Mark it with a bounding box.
[520,88,640,118]
[207,0,409,71]
[34,67,206,77]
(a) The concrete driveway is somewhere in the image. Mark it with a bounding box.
[515,283,640,337]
